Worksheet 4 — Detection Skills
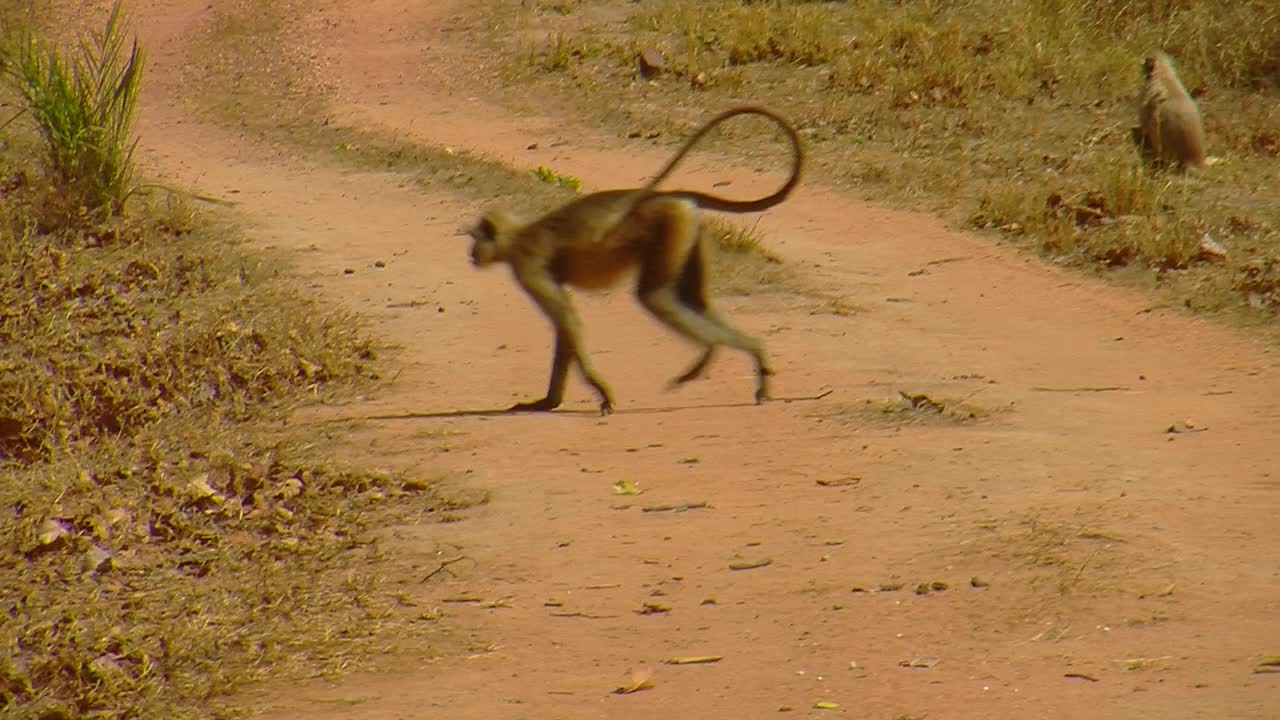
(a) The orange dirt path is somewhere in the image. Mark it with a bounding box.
[124,1,1278,718]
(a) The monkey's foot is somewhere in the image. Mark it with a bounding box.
[598,400,614,417]
[667,352,716,390]
[668,367,707,388]
[665,374,698,391]
[508,397,561,413]
[754,366,775,404]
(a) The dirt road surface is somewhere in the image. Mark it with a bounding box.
[120,0,1279,717]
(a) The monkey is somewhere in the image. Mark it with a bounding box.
[1131,50,1207,172]
[464,105,804,416]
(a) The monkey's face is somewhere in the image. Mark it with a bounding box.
[468,232,498,268]
[465,211,512,268]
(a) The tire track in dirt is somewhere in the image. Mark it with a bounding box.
[123,1,1280,718]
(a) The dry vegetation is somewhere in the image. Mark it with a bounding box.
[478,0,1280,332]
[1,4,468,718]
[820,388,1013,428]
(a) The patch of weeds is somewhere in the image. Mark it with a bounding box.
[971,510,1144,597]
[701,216,795,294]
[532,164,583,191]
[1236,258,1280,311]
[823,389,1012,428]
[1023,525,1111,594]
[634,1,843,71]
[530,0,582,18]
[529,32,612,72]
[0,175,378,461]
[704,215,772,258]
[0,0,144,219]
[972,159,1207,269]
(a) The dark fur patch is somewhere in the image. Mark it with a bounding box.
[676,242,708,311]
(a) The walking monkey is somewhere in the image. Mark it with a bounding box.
[464,106,804,415]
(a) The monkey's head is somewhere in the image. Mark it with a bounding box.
[1141,51,1170,80]
[465,209,519,268]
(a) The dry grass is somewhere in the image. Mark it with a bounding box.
[980,510,1134,596]
[482,0,1280,332]
[0,121,469,720]
[702,215,794,294]
[820,389,1013,429]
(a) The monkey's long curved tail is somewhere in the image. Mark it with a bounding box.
[637,105,805,214]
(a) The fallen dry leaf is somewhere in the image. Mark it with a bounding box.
[665,655,723,665]
[186,473,226,504]
[37,518,70,546]
[614,667,656,694]
[612,479,643,495]
[1166,419,1208,434]
[81,544,113,573]
[816,476,861,487]
[641,501,708,512]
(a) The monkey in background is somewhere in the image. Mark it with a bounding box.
[1132,50,1207,172]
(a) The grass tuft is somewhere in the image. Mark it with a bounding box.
[532,164,583,191]
[0,0,145,220]
[823,389,1012,428]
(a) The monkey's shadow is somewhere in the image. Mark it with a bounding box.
[364,389,832,421]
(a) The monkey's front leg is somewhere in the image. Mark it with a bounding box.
[510,275,615,416]
[509,331,572,413]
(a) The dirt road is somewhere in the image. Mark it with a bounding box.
[125,1,1278,718]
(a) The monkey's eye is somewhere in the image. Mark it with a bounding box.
[476,218,497,240]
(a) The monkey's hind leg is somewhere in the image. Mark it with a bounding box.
[636,200,773,404]
[514,273,616,415]
[663,244,718,388]
[668,347,717,388]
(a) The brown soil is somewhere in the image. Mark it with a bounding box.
[126,1,1278,718]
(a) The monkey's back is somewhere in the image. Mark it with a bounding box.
[534,189,649,289]
[1138,53,1207,170]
